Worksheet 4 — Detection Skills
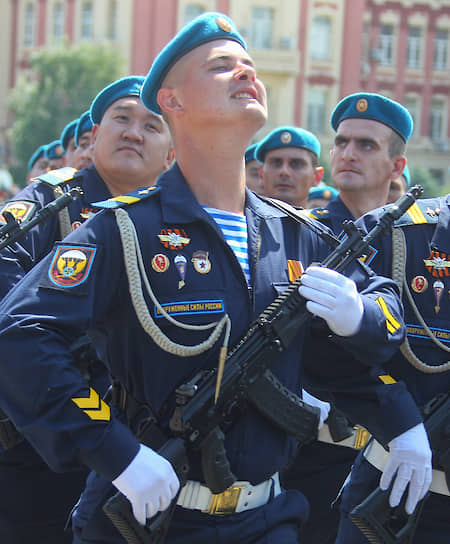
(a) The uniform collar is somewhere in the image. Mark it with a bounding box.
[158,163,288,224]
[326,196,355,221]
[78,164,113,204]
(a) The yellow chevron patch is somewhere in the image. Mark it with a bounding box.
[72,388,111,421]
[114,195,141,205]
[379,375,396,384]
[375,296,401,334]
[405,203,427,224]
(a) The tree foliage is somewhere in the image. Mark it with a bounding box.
[8,41,125,186]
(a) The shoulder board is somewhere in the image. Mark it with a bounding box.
[394,200,440,227]
[307,207,330,221]
[93,185,160,209]
[32,166,78,187]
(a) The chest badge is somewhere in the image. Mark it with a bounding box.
[158,228,190,250]
[433,280,445,314]
[411,276,428,293]
[174,254,187,289]
[152,254,170,273]
[424,251,450,277]
[192,251,211,274]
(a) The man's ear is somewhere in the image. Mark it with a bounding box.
[163,146,175,171]
[157,88,184,116]
[314,166,324,183]
[392,156,407,180]
[90,124,100,146]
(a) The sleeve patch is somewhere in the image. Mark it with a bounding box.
[0,201,37,224]
[375,296,401,334]
[40,243,97,293]
[72,388,111,421]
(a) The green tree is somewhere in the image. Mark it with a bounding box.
[8,41,125,186]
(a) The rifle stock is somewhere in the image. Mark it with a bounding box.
[104,186,424,543]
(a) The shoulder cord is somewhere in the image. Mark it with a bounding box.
[392,226,450,373]
[114,207,231,357]
[53,186,72,239]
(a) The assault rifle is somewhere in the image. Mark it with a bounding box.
[350,390,450,544]
[0,186,82,250]
[103,185,424,544]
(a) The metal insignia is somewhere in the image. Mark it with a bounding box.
[281,131,292,144]
[216,17,231,33]
[158,228,190,250]
[356,98,368,112]
[411,275,428,293]
[192,250,211,274]
[152,254,170,273]
[424,250,450,277]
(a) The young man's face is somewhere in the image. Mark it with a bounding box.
[64,137,77,168]
[170,39,267,130]
[245,159,263,194]
[260,147,320,207]
[27,156,50,182]
[73,131,93,170]
[331,118,399,197]
[49,157,65,170]
[91,97,172,184]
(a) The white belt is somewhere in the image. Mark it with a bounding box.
[317,424,371,450]
[176,472,281,515]
[364,438,450,496]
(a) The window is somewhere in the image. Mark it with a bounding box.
[429,98,445,141]
[310,17,331,60]
[403,96,419,136]
[184,4,204,24]
[53,2,64,42]
[406,27,422,68]
[434,29,449,70]
[379,24,394,66]
[306,89,327,134]
[107,0,117,40]
[250,7,273,50]
[24,2,35,47]
[81,1,93,40]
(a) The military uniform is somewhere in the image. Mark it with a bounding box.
[0,163,423,543]
[0,164,111,543]
[336,196,450,543]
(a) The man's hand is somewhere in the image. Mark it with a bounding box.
[112,444,180,525]
[302,389,330,428]
[380,423,432,514]
[298,266,364,336]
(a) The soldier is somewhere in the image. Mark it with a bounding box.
[244,142,263,194]
[0,75,173,544]
[307,185,339,208]
[46,139,66,170]
[60,118,80,168]
[256,126,324,208]
[0,13,431,544]
[387,163,410,204]
[26,144,50,183]
[73,110,94,171]
[284,93,418,544]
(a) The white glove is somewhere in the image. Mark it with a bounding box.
[302,389,330,428]
[298,265,364,337]
[380,423,432,514]
[112,444,180,525]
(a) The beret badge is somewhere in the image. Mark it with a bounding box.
[216,17,231,33]
[281,131,292,144]
[356,99,368,113]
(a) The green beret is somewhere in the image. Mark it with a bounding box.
[90,76,145,124]
[75,111,93,146]
[255,126,321,162]
[27,145,48,172]
[46,140,65,160]
[141,12,247,114]
[60,119,78,151]
[331,92,413,142]
[245,143,258,164]
[308,185,338,202]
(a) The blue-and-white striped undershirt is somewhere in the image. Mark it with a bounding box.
[202,206,250,285]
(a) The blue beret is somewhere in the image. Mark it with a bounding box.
[46,140,65,160]
[245,143,258,164]
[90,75,145,124]
[401,164,411,187]
[331,93,413,142]
[255,127,321,162]
[308,185,338,202]
[141,12,247,114]
[27,145,48,172]
[60,119,78,151]
[75,110,94,146]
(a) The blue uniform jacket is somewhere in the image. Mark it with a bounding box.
[0,163,421,485]
[356,195,450,407]
[0,165,111,299]
[308,196,354,236]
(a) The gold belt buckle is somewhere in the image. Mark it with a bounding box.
[353,426,370,449]
[204,484,247,515]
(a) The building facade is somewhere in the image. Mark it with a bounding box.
[3,0,450,185]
